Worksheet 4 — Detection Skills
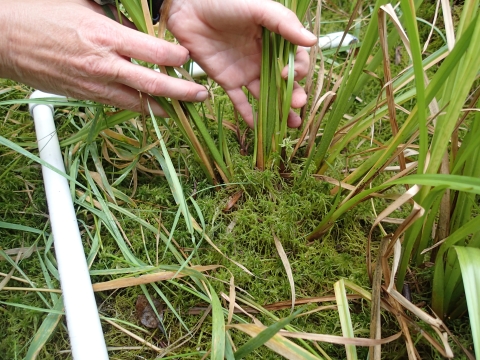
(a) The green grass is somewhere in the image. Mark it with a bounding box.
[1,0,479,357]
[1,118,473,358]
[0,138,371,358]
[0,103,374,359]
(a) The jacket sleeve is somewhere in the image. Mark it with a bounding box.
[92,0,162,24]
[93,0,115,4]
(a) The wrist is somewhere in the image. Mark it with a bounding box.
[0,2,17,80]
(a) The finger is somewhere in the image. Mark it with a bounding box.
[281,47,310,80]
[246,79,261,99]
[249,80,307,109]
[113,24,191,66]
[252,0,317,47]
[116,62,208,102]
[290,82,308,109]
[287,109,302,128]
[226,88,255,128]
[246,78,306,128]
[89,83,168,117]
[247,80,304,128]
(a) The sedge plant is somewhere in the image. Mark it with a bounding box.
[254,0,311,170]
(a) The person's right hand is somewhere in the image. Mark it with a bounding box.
[167,0,317,128]
[0,0,208,116]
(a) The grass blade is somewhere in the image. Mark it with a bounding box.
[210,285,226,360]
[454,247,480,359]
[230,322,320,360]
[25,297,64,360]
[92,265,218,292]
[0,222,45,235]
[272,230,296,313]
[334,279,358,360]
[233,308,305,359]
[150,111,193,235]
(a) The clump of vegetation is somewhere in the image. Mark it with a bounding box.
[1,0,479,358]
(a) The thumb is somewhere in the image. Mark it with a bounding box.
[250,0,317,47]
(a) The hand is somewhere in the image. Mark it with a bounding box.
[0,0,208,116]
[167,0,317,128]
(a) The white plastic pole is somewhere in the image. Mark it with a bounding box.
[29,91,109,360]
[317,32,358,50]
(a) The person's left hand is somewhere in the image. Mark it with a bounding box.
[166,0,317,128]
[0,0,209,117]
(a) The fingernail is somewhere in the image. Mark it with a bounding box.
[283,70,298,80]
[301,28,317,42]
[195,91,208,101]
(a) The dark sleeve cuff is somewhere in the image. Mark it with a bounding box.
[93,0,115,4]
[92,0,164,25]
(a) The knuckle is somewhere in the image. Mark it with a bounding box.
[173,84,196,101]
[81,81,104,98]
[273,7,295,27]
[85,58,109,78]
[143,78,163,95]
[73,52,109,79]
[152,44,168,62]
[83,22,114,47]
[120,99,141,112]
[75,25,117,79]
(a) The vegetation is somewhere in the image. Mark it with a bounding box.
[0,0,479,358]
